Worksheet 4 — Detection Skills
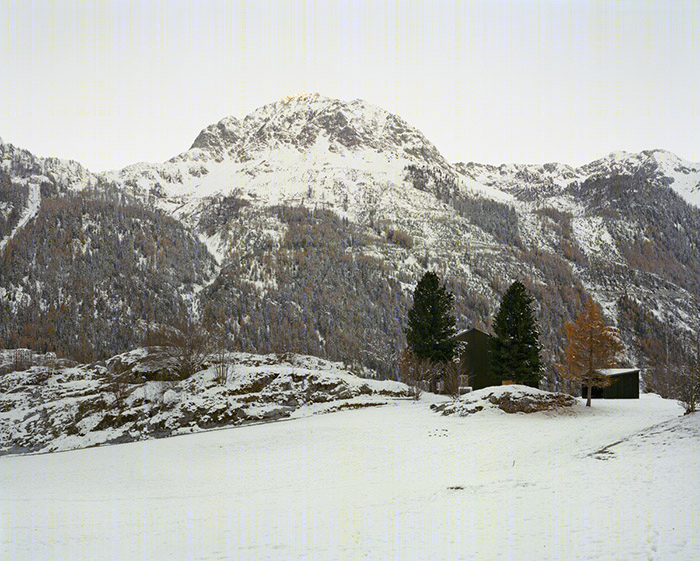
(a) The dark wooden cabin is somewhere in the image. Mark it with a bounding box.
[581,368,640,399]
[455,327,498,391]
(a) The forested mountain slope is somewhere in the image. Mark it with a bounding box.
[2,95,699,382]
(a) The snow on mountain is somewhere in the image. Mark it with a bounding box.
[455,150,700,210]
[454,160,580,200]
[0,182,40,252]
[188,115,242,160]
[100,94,455,229]
[4,97,699,218]
[0,142,94,193]
[0,142,95,251]
[2,95,700,377]
[580,149,700,208]
[655,152,700,207]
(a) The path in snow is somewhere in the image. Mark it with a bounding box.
[1,395,695,561]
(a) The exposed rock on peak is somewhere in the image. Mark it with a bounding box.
[189,116,242,160]
[234,94,450,168]
[96,95,457,214]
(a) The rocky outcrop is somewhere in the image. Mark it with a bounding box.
[432,385,576,416]
[0,349,409,455]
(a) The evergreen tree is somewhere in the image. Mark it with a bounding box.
[490,280,543,387]
[405,271,457,364]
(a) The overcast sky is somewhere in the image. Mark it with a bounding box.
[4,0,699,172]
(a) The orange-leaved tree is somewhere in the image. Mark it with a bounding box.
[561,297,624,406]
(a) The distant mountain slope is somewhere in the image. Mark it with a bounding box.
[0,194,217,360]
[1,97,699,383]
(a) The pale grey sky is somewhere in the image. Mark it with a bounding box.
[4,0,699,171]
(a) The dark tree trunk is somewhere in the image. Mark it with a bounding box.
[586,377,592,407]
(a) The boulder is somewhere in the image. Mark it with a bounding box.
[433,385,576,416]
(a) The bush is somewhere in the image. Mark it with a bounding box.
[144,320,212,378]
[385,228,413,249]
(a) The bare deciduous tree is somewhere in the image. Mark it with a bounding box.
[110,374,131,410]
[144,320,212,379]
[213,335,231,386]
[442,360,463,400]
[675,336,700,415]
[399,349,435,399]
[641,328,698,414]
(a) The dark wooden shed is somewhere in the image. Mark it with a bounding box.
[455,327,498,391]
[582,368,640,399]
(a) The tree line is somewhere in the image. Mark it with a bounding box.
[400,271,656,408]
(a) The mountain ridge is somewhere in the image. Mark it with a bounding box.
[3,95,699,210]
[2,95,700,385]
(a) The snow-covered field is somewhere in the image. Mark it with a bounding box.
[1,394,696,561]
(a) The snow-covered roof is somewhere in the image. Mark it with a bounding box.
[597,368,640,377]
[455,326,490,338]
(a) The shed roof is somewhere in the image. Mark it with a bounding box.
[454,327,490,338]
[597,368,640,377]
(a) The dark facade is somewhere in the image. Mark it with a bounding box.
[582,369,640,399]
[455,327,498,390]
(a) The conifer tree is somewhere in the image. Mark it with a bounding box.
[405,271,457,364]
[490,280,543,387]
[561,297,624,406]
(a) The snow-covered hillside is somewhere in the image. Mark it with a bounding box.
[0,348,409,455]
[582,149,700,208]
[1,391,693,561]
[0,183,40,252]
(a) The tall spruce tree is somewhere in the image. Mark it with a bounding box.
[405,271,457,364]
[490,280,543,387]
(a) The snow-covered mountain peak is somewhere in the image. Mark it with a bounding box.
[94,95,458,217]
[581,149,700,207]
[583,149,689,175]
[234,94,449,168]
[0,142,94,193]
[4,99,700,390]
[454,160,580,200]
[189,116,242,160]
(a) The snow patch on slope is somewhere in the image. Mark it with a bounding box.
[0,182,40,252]
[571,214,621,260]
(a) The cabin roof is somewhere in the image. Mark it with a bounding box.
[597,368,639,377]
[454,326,490,338]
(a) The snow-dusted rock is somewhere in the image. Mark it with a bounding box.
[106,347,194,382]
[432,385,576,416]
[162,389,178,406]
[0,348,410,455]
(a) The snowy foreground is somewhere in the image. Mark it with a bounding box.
[1,394,697,561]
